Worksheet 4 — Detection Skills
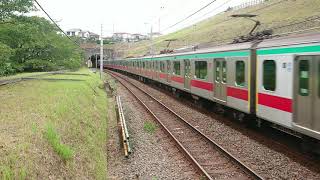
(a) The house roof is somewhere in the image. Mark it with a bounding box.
[67,28,82,32]
[89,32,99,36]
[113,32,131,35]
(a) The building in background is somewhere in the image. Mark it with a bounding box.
[66,29,99,41]
[148,32,162,38]
[132,33,148,42]
[112,32,133,42]
[112,32,149,42]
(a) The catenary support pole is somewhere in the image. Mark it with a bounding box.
[100,24,104,79]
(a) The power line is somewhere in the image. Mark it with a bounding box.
[195,0,233,22]
[160,0,219,33]
[117,0,296,56]
[33,0,80,47]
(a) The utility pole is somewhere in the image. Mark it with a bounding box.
[100,24,104,79]
[150,25,153,55]
[95,51,98,72]
[158,18,160,33]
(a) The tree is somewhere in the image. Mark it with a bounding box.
[0,0,34,22]
[0,43,14,75]
[0,1,84,75]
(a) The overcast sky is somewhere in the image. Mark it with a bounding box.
[31,0,252,36]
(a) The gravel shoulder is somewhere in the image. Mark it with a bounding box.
[107,82,200,179]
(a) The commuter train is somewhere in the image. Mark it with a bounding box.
[105,33,320,146]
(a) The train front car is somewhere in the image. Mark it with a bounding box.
[256,33,320,146]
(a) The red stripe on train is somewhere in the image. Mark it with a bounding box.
[159,73,167,79]
[171,76,184,83]
[258,93,292,113]
[227,87,248,101]
[191,80,213,91]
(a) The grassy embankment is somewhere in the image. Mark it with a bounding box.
[0,72,49,81]
[0,68,108,179]
[111,0,320,57]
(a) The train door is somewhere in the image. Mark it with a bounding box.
[214,58,227,102]
[184,59,191,89]
[294,56,320,131]
[151,61,154,79]
[155,61,159,79]
[167,60,171,83]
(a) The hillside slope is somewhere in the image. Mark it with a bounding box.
[112,0,320,57]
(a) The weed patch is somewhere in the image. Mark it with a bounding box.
[44,124,74,161]
[143,121,157,134]
[0,166,27,180]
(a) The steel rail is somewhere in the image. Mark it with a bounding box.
[108,70,264,180]
[108,71,212,179]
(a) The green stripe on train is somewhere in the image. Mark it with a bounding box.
[129,50,249,61]
[257,45,320,55]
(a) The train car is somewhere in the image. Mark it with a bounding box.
[106,32,320,144]
[256,33,320,141]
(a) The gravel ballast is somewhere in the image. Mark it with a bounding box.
[107,83,200,179]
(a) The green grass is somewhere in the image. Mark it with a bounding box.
[44,124,74,161]
[143,121,157,134]
[111,0,320,57]
[0,68,108,179]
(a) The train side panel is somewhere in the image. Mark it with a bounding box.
[257,41,320,140]
[256,54,294,128]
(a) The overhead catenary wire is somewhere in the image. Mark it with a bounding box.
[160,0,219,33]
[118,0,318,57]
[123,0,287,53]
[193,0,233,23]
[33,0,80,47]
[148,0,287,49]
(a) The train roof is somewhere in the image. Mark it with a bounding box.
[257,32,320,49]
[126,42,252,61]
[122,32,320,61]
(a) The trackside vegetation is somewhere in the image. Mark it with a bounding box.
[0,69,108,179]
[44,124,74,161]
[0,0,83,76]
[144,121,157,134]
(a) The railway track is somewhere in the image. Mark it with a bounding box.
[107,70,263,180]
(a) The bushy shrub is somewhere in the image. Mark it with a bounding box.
[0,43,16,76]
[0,16,84,76]
[23,59,57,72]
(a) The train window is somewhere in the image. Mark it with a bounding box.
[143,62,145,69]
[167,61,171,73]
[173,61,181,75]
[215,61,220,82]
[195,61,207,80]
[155,61,159,71]
[236,61,245,87]
[263,60,276,91]
[160,61,165,72]
[319,62,320,98]
[299,60,309,96]
[222,61,227,83]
